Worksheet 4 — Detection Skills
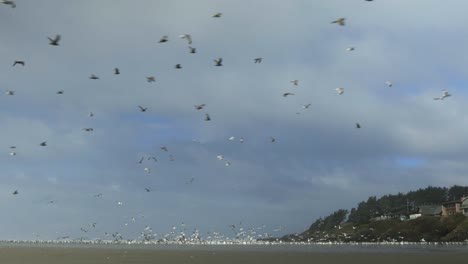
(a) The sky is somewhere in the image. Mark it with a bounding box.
[2,0,468,241]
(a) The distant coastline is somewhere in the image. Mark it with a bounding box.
[279,185,468,243]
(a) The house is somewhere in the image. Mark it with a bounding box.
[441,199,462,216]
[418,205,442,216]
[460,197,468,216]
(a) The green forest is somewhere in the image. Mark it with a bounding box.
[279,185,468,243]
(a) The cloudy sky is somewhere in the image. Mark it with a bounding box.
[1,0,468,240]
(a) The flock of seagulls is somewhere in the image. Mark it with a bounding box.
[2,1,454,242]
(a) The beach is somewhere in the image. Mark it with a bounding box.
[0,246,467,264]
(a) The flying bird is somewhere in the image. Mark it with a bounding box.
[434,90,451,100]
[56,90,64,94]
[159,36,168,43]
[144,168,151,173]
[145,188,151,192]
[302,104,311,109]
[10,152,16,156]
[194,104,205,110]
[212,12,222,18]
[12,60,24,66]
[12,190,18,195]
[82,128,94,132]
[148,156,157,162]
[147,76,156,82]
[138,106,148,112]
[356,123,361,129]
[114,68,120,75]
[48,35,61,46]
[214,58,223,66]
[161,146,168,152]
[188,46,197,53]
[6,90,14,95]
[217,155,224,160]
[88,112,94,117]
[94,194,103,198]
[228,136,235,141]
[331,18,346,26]
[0,1,16,8]
[175,64,182,69]
[137,157,144,164]
[89,74,99,80]
[290,80,299,86]
[254,58,263,63]
[385,81,392,87]
[240,137,245,143]
[270,137,276,143]
[283,93,294,97]
[40,141,47,146]
[179,34,192,44]
[335,88,344,95]
[346,47,355,51]
[205,113,211,121]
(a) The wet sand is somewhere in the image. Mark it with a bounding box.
[0,247,467,264]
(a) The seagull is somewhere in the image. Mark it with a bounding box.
[10,146,16,149]
[89,74,99,80]
[145,188,151,192]
[88,112,94,117]
[331,18,346,26]
[228,136,235,141]
[214,58,223,66]
[179,34,192,44]
[346,47,355,51]
[10,152,16,156]
[148,156,157,162]
[0,1,16,8]
[254,58,263,63]
[82,128,94,132]
[240,137,244,143]
[138,106,148,112]
[217,155,224,160]
[161,146,168,152]
[158,36,168,43]
[188,46,197,53]
[56,90,64,94]
[270,137,276,143]
[175,64,182,69]
[434,90,451,100]
[144,167,151,173]
[137,157,144,163]
[194,104,205,110]
[117,201,123,205]
[94,193,103,198]
[146,76,156,82]
[212,12,222,18]
[40,141,47,146]
[114,68,120,75]
[48,35,61,46]
[335,87,344,95]
[224,161,231,166]
[12,190,18,195]
[302,104,311,109]
[6,90,14,95]
[385,81,392,87]
[205,113,211,121]
[290,80,299,86]
[356,123,361,129]
[283,93,294,97]
[12,60,25,66]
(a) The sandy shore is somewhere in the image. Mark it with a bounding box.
[0,247,467,264]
